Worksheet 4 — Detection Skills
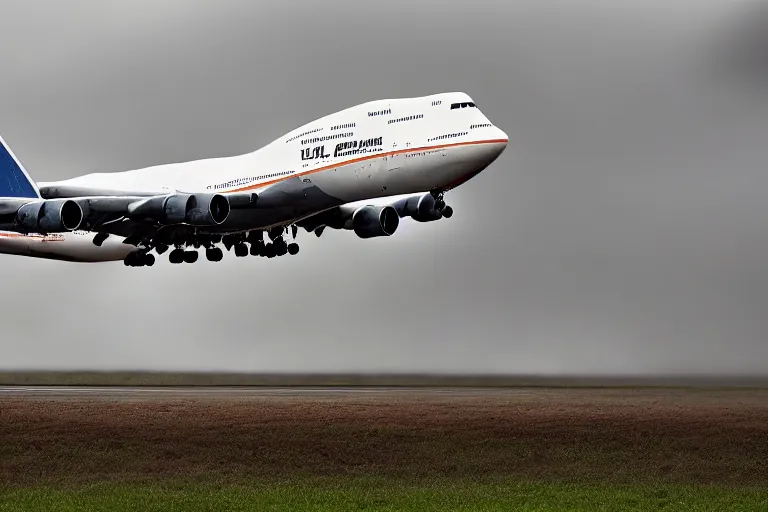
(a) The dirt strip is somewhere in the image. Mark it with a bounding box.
[1,387,767,487]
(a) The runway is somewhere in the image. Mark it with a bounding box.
[0,385,537,399]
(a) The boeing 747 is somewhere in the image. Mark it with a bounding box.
[0,92,507,266]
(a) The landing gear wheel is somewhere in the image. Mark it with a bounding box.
[206,248,222,262]
[234,243,248,257]
[275,242,288,257]
[288,243,299,255]
[183,250,199,264]
[144,254,155,266]
[169,249,184,264]
[264,244,276,258]
[250,242,263,257]
[155,243,169,255]
[442,206,453,218]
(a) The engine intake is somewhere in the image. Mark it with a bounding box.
[186,193,230,226]
[352,205,399,239]
[16,199,83,233]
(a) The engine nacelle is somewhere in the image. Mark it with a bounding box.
[403,193,443,222]
[352,205,400,239]
[185,193,230,226]
[16,199,83,233]
[128,193,230,226]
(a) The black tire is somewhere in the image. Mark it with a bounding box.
[183,251,199,264]
[144,254,155,266]
[169,249,184,264]
[442,206,453,218]
[235,244,248,257]
[288,243,299,255]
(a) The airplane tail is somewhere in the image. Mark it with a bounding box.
[0,135,42,199]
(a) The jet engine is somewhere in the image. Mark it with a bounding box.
[351,205,400,239]
[16,199,83,233]
[128,193,230,226]
[403,192,444,222]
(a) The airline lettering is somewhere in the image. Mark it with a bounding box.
[301,145,330,161]
[334,137,383,158]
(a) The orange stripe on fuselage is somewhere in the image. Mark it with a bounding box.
[225,138,508,193]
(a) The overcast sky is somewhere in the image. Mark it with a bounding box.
[1,0,767,374]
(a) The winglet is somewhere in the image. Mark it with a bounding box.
[0,135,41,199]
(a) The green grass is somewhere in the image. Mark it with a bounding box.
[1,479,765,512]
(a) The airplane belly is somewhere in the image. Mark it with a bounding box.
[0,231,136,262]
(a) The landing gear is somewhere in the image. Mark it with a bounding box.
[206,247,223,262]
[234,243,248,257]
[429,189,453,219]
[250,241,263,256]
[123,251,155,267]
[92,233,109,247]
[169,248,184,264]
[125,226,301,267]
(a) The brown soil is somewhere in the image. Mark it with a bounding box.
[2,388,767,487]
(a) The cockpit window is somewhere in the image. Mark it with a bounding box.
[450,102,476,110]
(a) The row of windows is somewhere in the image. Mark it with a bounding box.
[286,127,323,143]
[331,123,355,131]
[388,114,424,125]
[470,123,492,129]
[212,170,295,190]
[451,102,477,110]
[427,131,469,142]
[368,108,391,117]
[431,100,442,106]
[302,131,354,145]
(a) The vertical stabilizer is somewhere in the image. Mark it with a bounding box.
[0,135,41,199]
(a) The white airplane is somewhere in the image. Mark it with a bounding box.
[0,92,507,266]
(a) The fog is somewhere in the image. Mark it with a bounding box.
[1,0,767,374]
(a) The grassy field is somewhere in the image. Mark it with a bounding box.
[1,386,767,510]
[2,480,766,511]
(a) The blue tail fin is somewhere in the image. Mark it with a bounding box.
[0,135,41,199]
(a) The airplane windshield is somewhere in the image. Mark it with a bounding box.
[450,102,476,110]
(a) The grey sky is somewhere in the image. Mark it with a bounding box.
[1,0,767,374]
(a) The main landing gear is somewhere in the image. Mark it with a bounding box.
[124,226,301,267]
[124,251,155,267]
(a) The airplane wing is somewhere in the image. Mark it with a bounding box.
[1,182,260,245]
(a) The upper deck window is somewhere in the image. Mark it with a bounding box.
[450,102,476,110]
